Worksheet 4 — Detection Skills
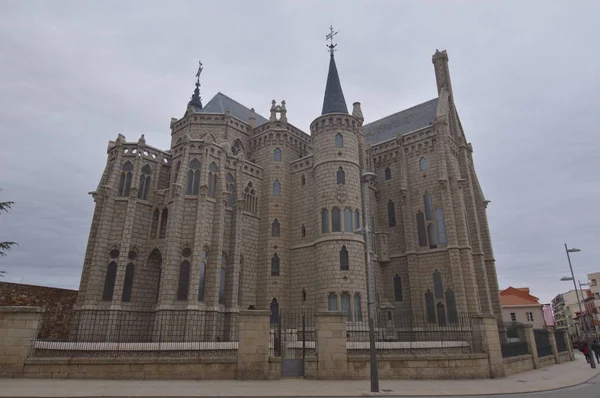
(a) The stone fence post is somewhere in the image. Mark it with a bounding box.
[315,311,347,379]
[0,307,43,377]
[237,310,270,380]
[548,329,559,364]
[523,325,540,369]
[471,314,505,378]
[564,330,575,360]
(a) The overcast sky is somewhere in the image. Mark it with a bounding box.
[1,1,599,304]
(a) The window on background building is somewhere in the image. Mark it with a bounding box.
[354,293,363,322]
[270,298,279,324]
[393,274,403,302]
[437,302,447,327]
[328,293,338,311]
[446,289,458,324]
[272,219,280,237]
[301,175,306,186]
[416,211,427,247]
[271,253,280,276]
[387,200,396,227]
[344,208,353,232]
[419,157,429,171]
[273,179,281,196]
[424,193,434,220]
[176,261,190,301]
[427,224,437,249]
[118,161,134,197]
[335,133,344,148]
[244,182,257,214]
[425,290,435,323]
[301,225,306,238]
[121,263,134,302]
[302,289,307,302]
[385,167,392,180]
[219,254,227,305]
[436,208,448,245]
[102,262,117,301]
[207,162,218,198]
[332,207,341,232]
[354,209,360,229]
[321,209,329,233]
[527,312,534,322]
[226,173,235,208]
[159,208,168,239]
[341,292,351,320]
[433,270,443,299]
[339,245,349,270]
[337,167,345,185]
[274,148,282,161]
[138,165,152,200]
[187,159,201,195]
[510,312,516,322]
[198,249,208,302]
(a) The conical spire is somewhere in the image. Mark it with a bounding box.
[188,60,203,109]
[321,26,348,115]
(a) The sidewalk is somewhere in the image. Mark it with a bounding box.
[1,354,598,397]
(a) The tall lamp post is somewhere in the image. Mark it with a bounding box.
[355,170,379,392]
[563,243,596,368]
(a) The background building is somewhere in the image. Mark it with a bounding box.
[499,287,544,328]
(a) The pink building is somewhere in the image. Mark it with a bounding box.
[542,304,554,328]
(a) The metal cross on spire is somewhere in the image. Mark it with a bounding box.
[326,25,338,56]
[195,60,203,86]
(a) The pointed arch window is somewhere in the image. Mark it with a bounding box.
[151,209,160,239]
[393,274,403,302]
[273,179,281,196]
[425,290,436,323]
[118,161,133,197]
[328,293,338,311]
[243,182,257,214]
[232,139,244,156]
[427,224,437,249]
[301,175,306,186]
[102,262,117,301]
[339,245,349,270]
[344,208,353,232]
[437,302,447,326]
[121,263,134,302]
[436,208,448,245]
[332,207,341,232]
[301,225,306,238]
[354,293,363,322]
[419,157,429,171]
[138,164,152,200]
[446,289,458,324]
[387,200,396,227]
[270,298,279,324]
[341,292,351,320]
[416,211,427,247]
[176,261,190,301]
[273,148,282,161]
[321,209,329,233]
[302,289,307,302]
[335,133,344,148]
[272,219,280,237]
[198,249,208,302]
[384,167,392,180]
[424,192,434,220]
[271,253,280,276]
[336,167,345,185]
[187,159,201,195]
[159,208,168,239]
[433,270,444,299]
[219,253,227,305]
[226,173,235,208]
[208,163,218,198]
[354,210,360,229]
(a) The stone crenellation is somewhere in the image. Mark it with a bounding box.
[74,48,502,334]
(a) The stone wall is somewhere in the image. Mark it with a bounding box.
[539,355,556,368]
[0,307,43,377]
[503,354,534,376]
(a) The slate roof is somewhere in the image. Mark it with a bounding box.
[363,98,438,144]
[197,92,269,126]
[321,54,348,115]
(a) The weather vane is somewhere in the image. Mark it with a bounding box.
[195,60,203,85]
[326,25,338,56]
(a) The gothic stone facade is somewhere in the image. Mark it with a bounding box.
[75,49,502,332]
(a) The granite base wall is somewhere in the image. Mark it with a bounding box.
[22,357,236,380]
[503,354,534,376]
[539,355,556,368]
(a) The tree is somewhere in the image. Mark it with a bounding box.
[0,190,17,268]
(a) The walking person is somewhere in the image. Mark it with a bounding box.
[592,340,600,363]
[582,341,591,363]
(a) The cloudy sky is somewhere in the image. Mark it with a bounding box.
[1,1,598,304]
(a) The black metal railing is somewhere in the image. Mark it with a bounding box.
[534,329,553,358]
[345,311,482,356]
[31,309,238,358]
[270,310,316,358]
[499,322,529,358]
[555,330,568,353]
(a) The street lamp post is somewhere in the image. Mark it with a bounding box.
[356,170,379,393]
[564,243,596,368]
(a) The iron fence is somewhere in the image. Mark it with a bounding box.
[555,330,567,353]
[345,311,482,356]
[499,322,529,358]
[534,329,553,358]
[31,309,238,358]
[270,310,316,358]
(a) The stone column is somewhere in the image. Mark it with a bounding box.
[315,312,347,379]
[0,307,43,377]
[564,331,575,360]
[523,325,540,369]
[471,314,505,378]
[548,329,559,364]
[237,310,270,380]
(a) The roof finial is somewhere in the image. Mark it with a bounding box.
[188,60,203,109]
[326,25,338,57]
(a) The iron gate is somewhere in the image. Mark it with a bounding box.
[271,310,314,377]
